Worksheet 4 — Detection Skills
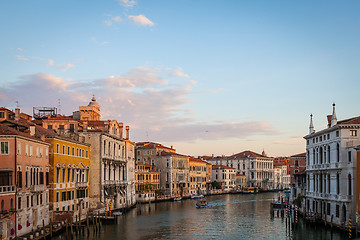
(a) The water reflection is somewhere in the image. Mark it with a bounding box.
[54,192,348,240]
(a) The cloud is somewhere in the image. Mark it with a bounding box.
[0,65,278,144]
[15,55,29,61]
[170,67,189,78]
[56,63,75,71]
[209,88,225,94]
[128,15,154,26]
[117,0,136,7]
[46,59,54,66]
[17,48,23,51]
[104,16,122,26]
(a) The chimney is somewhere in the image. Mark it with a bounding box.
[327,115,332,128]
[171,145,173,149]
[126,126,130,140]
[15,108,20,121]
[119,123,123,139]
[83,121,88,132]
[40,135,45,141]
[29,126,36,136]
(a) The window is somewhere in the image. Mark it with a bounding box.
[56,168,60,183]
[0,112,4,118]
[350,130,357,136]
[48,125,53,129]
[336,204,339,218]
[67,146,70,155]
[29,145,33,156]
[86,150,88,158]
[1,142,9,154]
[336,131,339,137]
[62,145,65,154]
[36,146,39,157]
[17,142,21,155]
[348,174,352,195]
[18,197,21,209]
[62,169,66,182]
[348,151,352,162]
[56,144,59,153]
[72,147,75,156]
[327,203,330,215]
[56,192,59,202]
[59,125,64,130]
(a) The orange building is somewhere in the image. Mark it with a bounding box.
[135,162,160,202]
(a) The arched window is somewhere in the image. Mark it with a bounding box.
[319,147,323,164]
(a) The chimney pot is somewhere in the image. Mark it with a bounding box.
[29,126,36,136]
[15,108,20,121]
[126,126,130,140]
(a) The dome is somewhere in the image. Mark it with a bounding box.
[88,96,99,106]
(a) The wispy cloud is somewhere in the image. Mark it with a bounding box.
[104,16,122,26]
[209,88,225,94]
[0,65,277,143]
[128,14,154,26]
[117,0,136,7]
[46,59,54,66]
[17,48,23,51]
[170,67,189,78]
[56,63,75,72]
[15,55,29,61]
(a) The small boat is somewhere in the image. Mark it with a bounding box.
[191,194,204,199]
[173,197,182,201]
[195,200,208,208]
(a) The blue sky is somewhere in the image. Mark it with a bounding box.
[1,0,359,157]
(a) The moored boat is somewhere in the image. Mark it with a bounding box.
[173,197,182,201]
[191,194,204,199]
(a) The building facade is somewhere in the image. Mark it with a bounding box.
[156,152,190,198]
[304,104,359,227]
[211,165,236,191]
[135,162,160,202]
[136,142,176,166]
[207,151,274,189]
[189,157,207,195]
[46,136,90,222]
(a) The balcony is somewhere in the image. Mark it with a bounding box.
[306,191,353,202]
[76,182,88,188]
[0,185,15,194]
[30,184,44,192]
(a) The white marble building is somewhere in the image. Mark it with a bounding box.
[304,104,359,227]
[207,151,274,189]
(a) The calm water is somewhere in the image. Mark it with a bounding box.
[55,192,350,240]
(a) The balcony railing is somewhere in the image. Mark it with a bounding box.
[76,182,88,188]
[306,191,353,202]
[30,184,44,192]
[104,180,126,185]
[0,185,15,194]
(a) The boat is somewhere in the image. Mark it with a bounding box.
[191,194,204,199]
[195,200,208,208]
[173,197,182,201]
[242,187,257,194]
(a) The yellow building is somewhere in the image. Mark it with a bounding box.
[135,162,160,202]
[46,135,90,222]
[189,157,208,195]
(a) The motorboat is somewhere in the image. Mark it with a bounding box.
[191,194,204,199]
[195,200,208,208]
[173,197,182,201]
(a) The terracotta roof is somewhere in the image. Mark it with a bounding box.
[1,119,57,138]
[0,123,46,142]
[228,150,266,159]
[159,151,187,157]
[212,165,235,170]
[290,152,306,158]
[136,142,174,151]
[45,115,76,121]
[337,116,360,125]
[189,157,207,164]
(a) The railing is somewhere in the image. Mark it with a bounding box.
[0,185,15,194]
[104,180,126,185]
[306,192,353,202]
[30,184,44,192]
[76,182,88,188]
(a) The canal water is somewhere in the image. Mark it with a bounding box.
[55,192,349,240]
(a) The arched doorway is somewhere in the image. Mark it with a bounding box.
[341,205,346,225]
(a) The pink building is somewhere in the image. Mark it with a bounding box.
[0,124,16,239]
[0,119,51,237]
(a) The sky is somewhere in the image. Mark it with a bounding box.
[0,0,359,157]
